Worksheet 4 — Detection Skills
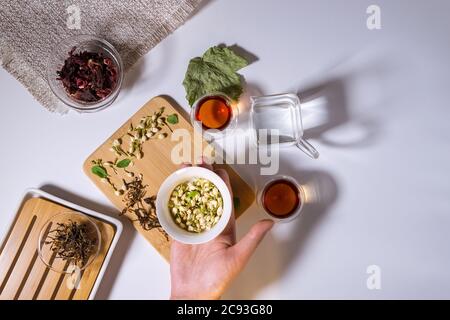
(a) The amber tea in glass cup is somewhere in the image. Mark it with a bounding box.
[257,175,305,222]
[190,93,238,141]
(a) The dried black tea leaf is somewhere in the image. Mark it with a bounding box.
[121,175,167,238]
[45,220,97,267]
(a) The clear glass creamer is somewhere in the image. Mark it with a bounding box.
[250,93,319,159]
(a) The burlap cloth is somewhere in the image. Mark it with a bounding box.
[0,0,202,113]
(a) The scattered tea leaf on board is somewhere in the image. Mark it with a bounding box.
[91,165,108,178]
[116,158,131,168]
[121,175,167,237]
[167,114,179,124]
[233,197,240,210]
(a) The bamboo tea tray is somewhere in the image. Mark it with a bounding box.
[83,96,255,261]
[0,189,122,300]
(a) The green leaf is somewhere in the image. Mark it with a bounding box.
[233,197,240,210]
[186,191,200,199]
[116,158,131,168]
[91,165,108,178]
[167,114,179,124]
[183,46,249,106]
[203,46,248,73]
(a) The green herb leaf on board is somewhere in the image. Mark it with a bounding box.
[116,158,131,168]
[91,165,108,178]
[167,114,179,124]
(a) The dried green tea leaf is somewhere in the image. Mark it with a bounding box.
[186,190,200,199]
[116,158,131,168]
[91,165,107,178]
[183,46,249,106]
[167,114,179,124]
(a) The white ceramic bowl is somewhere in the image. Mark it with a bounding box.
[156,166,232,244]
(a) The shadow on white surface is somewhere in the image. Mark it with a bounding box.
[236,82,265,131]
[300,77,379,149]
[238,58,389,152]
[39,184,137,299]
[219,58,397,297]
[298,55,399,149]
[223,162,338,299]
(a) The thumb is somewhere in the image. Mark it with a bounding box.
[231,219,274,268]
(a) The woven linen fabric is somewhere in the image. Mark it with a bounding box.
[0,0,202,113]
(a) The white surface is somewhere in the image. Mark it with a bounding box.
[156,166,232,244]
[1,0,450,299]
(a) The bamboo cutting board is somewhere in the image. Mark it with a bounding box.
[0,197,115,300]
[83,96,255,261]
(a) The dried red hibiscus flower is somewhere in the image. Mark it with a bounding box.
[57,47,118,102]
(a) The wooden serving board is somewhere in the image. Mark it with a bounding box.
[83,96,255,261]
[0,197,115,300]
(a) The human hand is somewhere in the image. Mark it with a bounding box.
[170,161,274,300]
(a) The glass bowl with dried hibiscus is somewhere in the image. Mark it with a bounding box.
[48,35,123,112]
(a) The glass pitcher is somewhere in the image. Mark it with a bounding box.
[250,93,319,159]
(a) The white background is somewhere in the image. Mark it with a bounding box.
[1,0,450,299]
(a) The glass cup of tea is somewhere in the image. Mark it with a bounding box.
[257,175,305,222]
[190,93,239,141]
